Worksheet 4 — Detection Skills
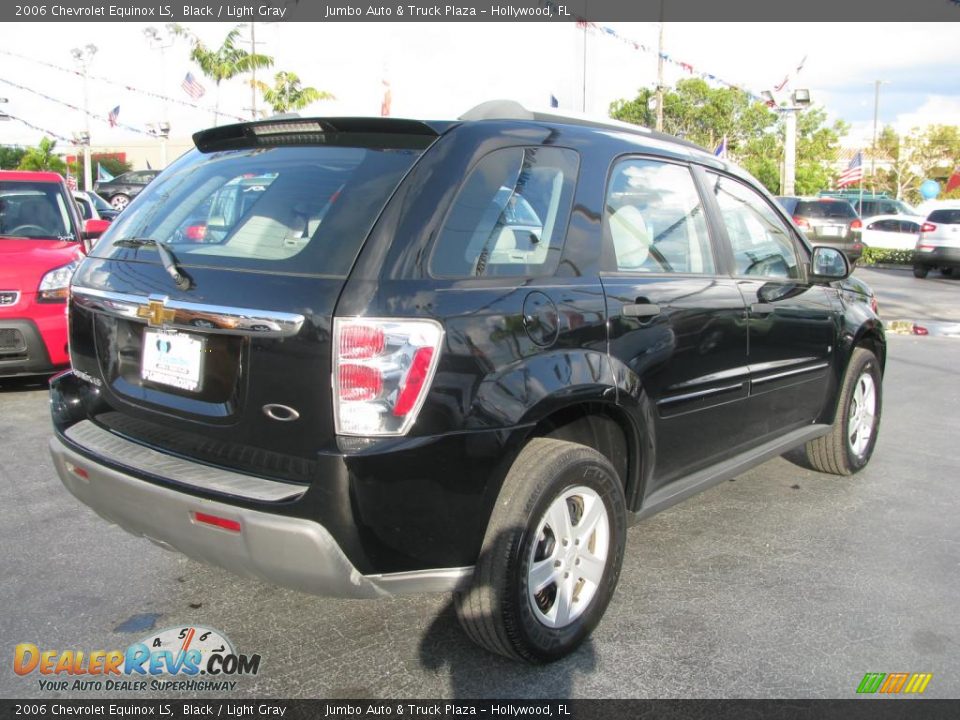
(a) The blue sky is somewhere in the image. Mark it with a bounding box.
[0,22,957,153]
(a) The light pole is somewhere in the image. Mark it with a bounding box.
[870,80,890,184]
[70,44,98,192]
[655,0,665,132]
[763,88,811,197]
[238,22,272,119]
[144,26,175,169]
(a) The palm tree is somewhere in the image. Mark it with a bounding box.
[253,71,334,115]
[173,25,273,126]
[18,138,67,174]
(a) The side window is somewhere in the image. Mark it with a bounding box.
[76,196,92,220]
[900,221,920,234]
[707,173,800,279]
[869,219,896,232]
[604,159,714,274]
[430,147,578,278]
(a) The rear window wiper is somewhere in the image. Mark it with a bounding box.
[114,238,193,291]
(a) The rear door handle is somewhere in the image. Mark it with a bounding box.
[750,303,776,316]
[622,302,661,318]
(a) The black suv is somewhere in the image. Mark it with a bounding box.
[94,169,160,211]
[49,104,885,663]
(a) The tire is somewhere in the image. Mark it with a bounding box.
[454,437,627,663]
[913,265,929,279]
[941,267,954,277]
[110,193,130,211]
[805,347,882,475]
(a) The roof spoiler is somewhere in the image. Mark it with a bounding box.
[193,117,442,153]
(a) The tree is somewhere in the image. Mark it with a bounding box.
[17,137,67,174]
[253,71,334,115]
[610,79,847,195]
[0,145,27,170]
[173,24,273,125]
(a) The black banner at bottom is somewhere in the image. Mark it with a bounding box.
[3,700,960,720]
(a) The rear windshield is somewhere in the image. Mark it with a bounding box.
[93,145,423,276]
[0,181,75,240]
[928,209,960,224]
[795,200,857,219]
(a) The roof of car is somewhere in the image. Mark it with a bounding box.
[192,100,720,165]
[0,170,66,184]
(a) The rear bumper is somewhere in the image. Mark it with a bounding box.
[50,432,473,598]
[914,247,960,268]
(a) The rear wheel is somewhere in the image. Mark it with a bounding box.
[941,267,955,277]
[454,438,626,663]
[913,265,929,279]
[805,347,882,475]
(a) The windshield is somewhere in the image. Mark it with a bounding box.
[93,145,424,276]
[0,182,75,240]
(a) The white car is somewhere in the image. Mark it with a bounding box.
[858,214,924,251]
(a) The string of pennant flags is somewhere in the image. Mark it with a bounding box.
[0,77,155,136]
[571,20,770,104]
[0,110,74,144]
[0,49,246,123]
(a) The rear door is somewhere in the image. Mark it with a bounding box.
[703,171,837,438]
[600,157,750,488]
[68,126,435,483]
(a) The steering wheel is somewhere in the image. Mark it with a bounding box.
[7,224,50,236]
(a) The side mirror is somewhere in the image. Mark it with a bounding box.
[83,218,110,240]
[809,246,850,283]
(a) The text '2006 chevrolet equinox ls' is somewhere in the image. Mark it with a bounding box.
[50,101,885,663]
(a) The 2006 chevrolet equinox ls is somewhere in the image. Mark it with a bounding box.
[50,101,885,663]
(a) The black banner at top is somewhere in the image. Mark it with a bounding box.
[3,0,960,22]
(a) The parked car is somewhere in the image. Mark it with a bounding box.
[73,190,120,223]
[859,214,924,251]
[776,196,864,261]
[913,207,960,278]
[50,106,885,663]
[0,171,108,377]
[93,169,160,211]
[819,192,917,220]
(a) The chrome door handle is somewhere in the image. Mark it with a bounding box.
[750,303,776,316]
[622,303,661,318]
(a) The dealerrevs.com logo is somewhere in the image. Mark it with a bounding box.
[14,626,261,692]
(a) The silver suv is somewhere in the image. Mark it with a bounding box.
[913,208,960,278]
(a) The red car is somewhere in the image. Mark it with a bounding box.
[0,171,108,377]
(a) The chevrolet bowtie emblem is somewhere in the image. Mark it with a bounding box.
[137,300,176,328]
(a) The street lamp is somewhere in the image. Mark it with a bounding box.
[870,80,890,183]
[144,25,175,168]
[765,88,811,197]
[70,44,98,192]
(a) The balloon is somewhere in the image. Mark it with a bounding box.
[920,180,940,200]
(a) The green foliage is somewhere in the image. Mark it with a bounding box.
[609,79,845,195]
[862,124,959,204]
[0,145,27,170]
[172,23,274,124]
[254,71,334,114]
[17,137,67,174]
[859,247,913,266]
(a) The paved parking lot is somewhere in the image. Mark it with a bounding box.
[1,267,958,699]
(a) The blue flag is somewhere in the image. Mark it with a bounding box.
[97,163,115,183]
[550,94,559,108]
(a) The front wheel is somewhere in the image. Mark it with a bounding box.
[913,265,929,279]
[454,438,626,663]
[110,193,130,211]
[805,347,882,475]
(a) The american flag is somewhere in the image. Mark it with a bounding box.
[181,72,206,100]
[837,151,864,188]
[107,105,120,128]
[65,173,77,191]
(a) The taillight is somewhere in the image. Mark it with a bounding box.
[793,216,811,230]
[921,222,937,233]
[184,224,207,242]
[850,219,862,231]
[333,318,444,436]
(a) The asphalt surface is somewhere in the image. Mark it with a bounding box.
[1,267,958,699]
